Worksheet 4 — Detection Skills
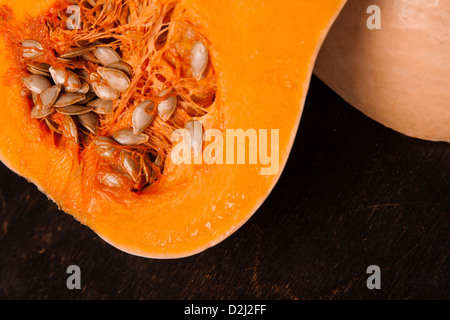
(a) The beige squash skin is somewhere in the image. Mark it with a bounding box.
[314,0,450,142]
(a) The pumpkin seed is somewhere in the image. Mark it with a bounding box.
[59,46,95,59]
[94,136,117,158]
[22,75,52,94]
[112,128,149,145]
[98,172,120,188]
[49,67,70,88]
[92,81,120,100]
[77,112,99,134]
[97,67,131,92]
[94,136,116,148]
[157,95,177,122]
[78,92,97,105]
[27,63,51,77]
[143,154,157,182]
[119,151,141,182]
[53,93,86,108]
[87,98,114,114]
[62,115,79,145]
[88,82,95,93]
[76,69,90,81]
[94,46,121,66]
[31,105,54,119]
[22,40,42,49]
[154,154,163,169]
[185,120,203,156]
[132,101,155,134]
[31,92,38,104]
[40,85,62,109]
[106,61,133,77]
[190,41,209,80]
[49,67,82,93]
[98,172,132,188]
[82,52,101,64]
[56,104,93,116]
[44,118,62,134]
[56,57,74,64]
[77,82,90,94]
[22,40,43,59]
[65,73,82,92]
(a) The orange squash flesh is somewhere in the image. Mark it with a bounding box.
[0,0,346,258]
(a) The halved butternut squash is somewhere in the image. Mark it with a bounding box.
[0,0,346,258]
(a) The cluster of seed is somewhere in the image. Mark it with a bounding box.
[19,0,213,192]
[22,42,130,133]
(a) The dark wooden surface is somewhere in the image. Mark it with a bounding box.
[0,76,448,300]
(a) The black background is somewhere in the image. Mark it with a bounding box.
[0,76,448,300]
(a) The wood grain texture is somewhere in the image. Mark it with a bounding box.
[0,76,448,300]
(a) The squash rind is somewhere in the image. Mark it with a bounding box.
[315,0,450,142]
